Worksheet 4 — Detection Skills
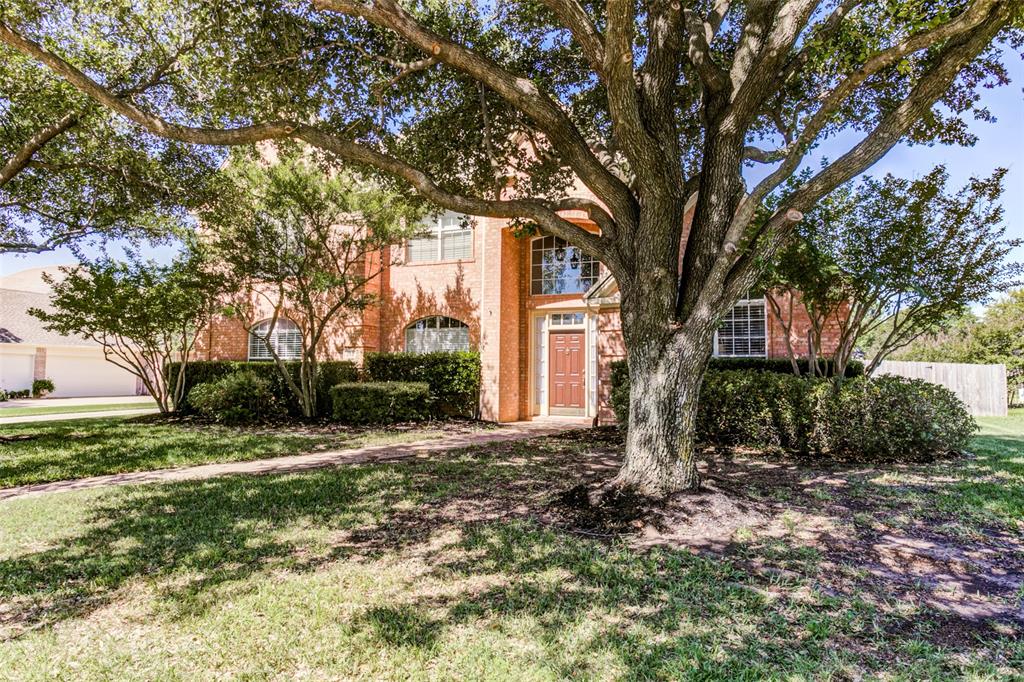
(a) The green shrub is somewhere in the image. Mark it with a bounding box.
[364,351,481,417]
[330,382,433,424]
[0,389,7,402]
[187,371,285,425]
[31,378,55,397]
[168,360,359,415]
[609,364,974,461]
[696,370,818,452]
[6,389,30,399]
[811,376,976,462]
[611,364,817,450]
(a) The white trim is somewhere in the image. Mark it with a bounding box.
[712,296,768,358]
[529,308,596,419]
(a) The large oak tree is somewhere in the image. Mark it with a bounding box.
[1,0,1019,494]
[0,5,219,254]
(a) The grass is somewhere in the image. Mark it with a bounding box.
[0,401,157,418]
[0,417,445,488]
[0,416,1021,679]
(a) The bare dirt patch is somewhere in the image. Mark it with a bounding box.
[530,429,1024,646]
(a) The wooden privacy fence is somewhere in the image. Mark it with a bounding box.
[873,361,1007,417]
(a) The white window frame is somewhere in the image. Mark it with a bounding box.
[713,296,768,358]
[406,212,473,263]
[404,316,471,353]
[248,318,303,361]
[530,235,600,296]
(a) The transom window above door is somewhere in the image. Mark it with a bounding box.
[531,236,599,295]
[404,316,470,353]
[406,212,473,263]
[714,297,767,357]
[249,318,303,360]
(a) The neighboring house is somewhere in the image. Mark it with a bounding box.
[196,196,844,424]
[0,267,141,397]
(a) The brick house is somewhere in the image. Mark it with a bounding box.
[196,188,841,424]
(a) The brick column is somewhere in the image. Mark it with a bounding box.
[32,347,46,381]
[478,222,521,422]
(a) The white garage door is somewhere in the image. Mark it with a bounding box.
[0,351,34,392]
[46,351,138,397]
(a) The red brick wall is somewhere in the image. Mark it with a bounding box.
[377,234,483,353]
[766,290,847,359]
[516,219,601,421]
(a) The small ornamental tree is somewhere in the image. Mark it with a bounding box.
[201,155,417,418]
[2,0,1021,493]
[770,167,1021,379]
[29,250,225,413]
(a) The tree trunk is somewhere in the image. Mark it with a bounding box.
[611,193,718,497]
[612,326,712,496]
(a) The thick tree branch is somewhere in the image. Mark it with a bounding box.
[538,0,606,78]
[296,127,617,268]
[0,34,196,189]
[603,0,672,192]
[0,113,78,187]
[726,0,1003,248]
[729,0,820,119]
[742,144,786,163]
[310,0,637,226]
[681,9,728,92]
[0,22,620,269]
[717,4,1009,315]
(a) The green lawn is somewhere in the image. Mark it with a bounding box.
[0,417,445,488]
[0,418,1021,679]
[0,401,158,418]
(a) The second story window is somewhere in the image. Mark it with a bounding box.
[406,212,473,263]
[531,236,599,295]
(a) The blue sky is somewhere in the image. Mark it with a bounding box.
[3,48,1022,281]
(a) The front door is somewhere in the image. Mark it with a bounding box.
[549,330,585,416]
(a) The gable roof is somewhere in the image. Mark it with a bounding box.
[583,272,619,307]
[0,288,96,347]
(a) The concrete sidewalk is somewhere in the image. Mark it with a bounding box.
[0,395,154,410]
[0,418,591,501]
[0,408,159,425]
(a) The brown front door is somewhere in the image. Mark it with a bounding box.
[549,330,585,415]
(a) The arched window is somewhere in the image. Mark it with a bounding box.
[248,318,303,360]
[404,316,470,353]
[531,236,599,295]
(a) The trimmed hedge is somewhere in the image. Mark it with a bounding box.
[707,356,864,377]
[364,351,481,417]
[188,371,285,424]
[696,370,817,452]
[168,360,359,415]
[331,382,432,424]
[610,364,974,462]
[810,376,977,462]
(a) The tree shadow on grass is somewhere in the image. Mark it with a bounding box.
[0,419,323,488]
[1,430,1019,677]
[0,443,573,636]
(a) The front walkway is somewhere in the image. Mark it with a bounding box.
[0,418,591,502]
